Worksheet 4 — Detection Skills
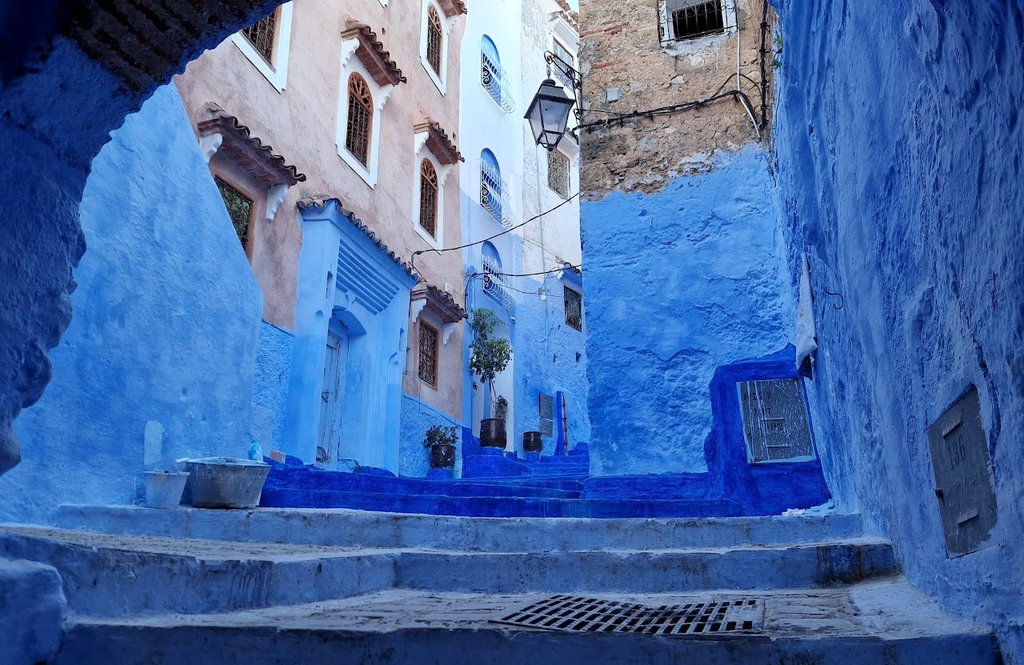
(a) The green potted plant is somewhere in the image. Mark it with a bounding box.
[469,309,512,448]
[424,424,458,469]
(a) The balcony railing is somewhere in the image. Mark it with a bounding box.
[481,53,516,114]
[481,257,515,314]
[480,161,515,229]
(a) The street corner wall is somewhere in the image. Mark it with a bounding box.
[770,0,1024,652]
[2,83,263,523]
[582,146,792,476]
[250,322,295,454]
[512,277,591,455]
[399,395,462,478]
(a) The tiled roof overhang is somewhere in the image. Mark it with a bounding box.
[412,284,466,324]
[342,22,406,87]
[298,197,418,281]
[197,107,306,187]
[438,0,468,17]
[415,119,464,166]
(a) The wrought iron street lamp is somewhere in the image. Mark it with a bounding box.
[525,50,586,151]
[524,79,576,151]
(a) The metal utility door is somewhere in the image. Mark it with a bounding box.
[318,331,347,464]
[927,386,998,557]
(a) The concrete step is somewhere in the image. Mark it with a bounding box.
[0,524,897,618]
[55,581,1000,665]
[0,527,396,618]
[54,506,866,551]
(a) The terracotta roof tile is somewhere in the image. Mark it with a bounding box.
[197,105,306,187]
[342,22,406,87]
[413,284,467,324]
[415,118,464,165]
[438,0,468,18]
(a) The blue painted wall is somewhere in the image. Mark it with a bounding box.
[771,0,1024,655]
[398,394,462,478]
[511,274,591,456]
[581,147,793,476]
[1,84,263,523]
[286,201,417,470]
[250,322,294,454]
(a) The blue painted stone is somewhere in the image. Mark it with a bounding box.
[3,84,262,523]
[581,147,792,477]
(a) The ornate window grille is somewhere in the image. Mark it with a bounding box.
[215,176,254,249]
[345,74,374,166]
[548,150,570,198]
[418,322,439,387]
[481,52,515,113]
[551,39,575,91]
[481,256,516,314]
[242,10,278,64]
[480,159,513,228]
[419,160,439,238]
[426,7,443,75]
[660,0,727,42]
[564,286,582,331]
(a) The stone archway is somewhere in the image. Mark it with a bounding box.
[0,0,287,475]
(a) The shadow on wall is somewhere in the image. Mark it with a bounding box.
[0,0,290,481]
[1,84,263,524]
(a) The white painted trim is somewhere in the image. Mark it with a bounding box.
[199,133,223,163]
[336,39,395,189]
[658,0,736,43]
[230,2,294,92]
[419,0,452,95]
[412,134,447,250]
[265,184,290,221]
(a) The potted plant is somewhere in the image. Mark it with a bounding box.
[494,395,509,422]
[424,424,458,469]
[469,309,512,448]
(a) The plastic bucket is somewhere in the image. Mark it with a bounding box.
[143,471,190,509]
[183,457,270,509]
[523,431,543,453]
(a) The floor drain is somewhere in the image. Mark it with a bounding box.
[496,595,764,636]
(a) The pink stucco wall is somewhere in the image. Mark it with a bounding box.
[175,0,466,420]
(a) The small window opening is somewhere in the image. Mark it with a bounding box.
[667,0,725,41]
[242,10,279,64]
[419,160,439,238]
[426,7,444,75]
[564,287,582,331]
[548,151,570,198]
[418,322,440,387]
[551,39,575,91]
[215,176,254,250]
[345,74,374,166]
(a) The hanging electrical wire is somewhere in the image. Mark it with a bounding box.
[410,192,581,274]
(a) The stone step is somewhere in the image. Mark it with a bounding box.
[55,581,1000,665]
[0,525,897,618]
[54,506,865,551]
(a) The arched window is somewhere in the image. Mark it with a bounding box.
[480,149,502,222]
[419,160,438,238]
[426,7,443,75]
[481,35,501,104]
[345,74,373,166]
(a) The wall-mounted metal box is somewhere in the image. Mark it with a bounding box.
[927,386,997,557]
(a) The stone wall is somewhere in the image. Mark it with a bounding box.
[579,0,774,197]
[771,0,1024,656]
[2,84,262,522]
[582,147,791,475]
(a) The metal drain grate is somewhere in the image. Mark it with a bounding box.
[496,595,764,636]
